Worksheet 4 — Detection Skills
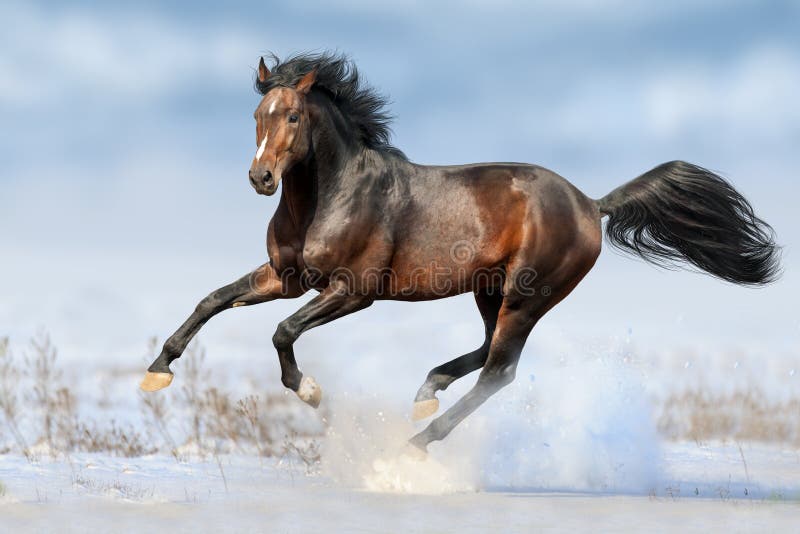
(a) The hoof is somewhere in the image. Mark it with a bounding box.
[139,371,174,392]
[407,435,429,455]
[296,376,322,408]
[412,398,439,421]
[403,442,429,460]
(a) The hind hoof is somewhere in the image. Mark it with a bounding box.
[403,442,429,460]
[407,434,430,455]
[412,398,439,421]
[140,371,173,392]
[297,376,322,408]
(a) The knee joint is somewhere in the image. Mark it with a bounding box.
[162,337,182,358]
[272,322,296,351]
[496,366,517,387]
[195,295,218,315]
[481,364,516,391]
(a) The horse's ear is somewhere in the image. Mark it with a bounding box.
[258,57,270,83]
[295,69,317,95]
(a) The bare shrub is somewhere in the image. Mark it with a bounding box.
[236,395,270,457]
[21,333,108,456]
[282,431,321,474]
[24,331,63,453]
[657,388,800,444]
[0,337,30,458]
[137,338,326,459]
[2,333,325,461]
[178,341,210,449]
[73,473,155,500]
[53,387,81,452]
[139,337,179,456]
[74,419,156,457]
[204,387,246,447]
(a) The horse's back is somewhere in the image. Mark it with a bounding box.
[424,161,601,250]
[389,162,602,292]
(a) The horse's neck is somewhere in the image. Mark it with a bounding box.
[311,95,358,190]
[278,97,355,230]
[279,161,316,232]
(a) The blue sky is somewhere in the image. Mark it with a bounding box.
[1,1,798,376]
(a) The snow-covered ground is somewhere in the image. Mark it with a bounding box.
[2,329,800,531]
[1,441,799,532]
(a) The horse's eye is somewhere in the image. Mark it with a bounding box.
[288,114,299,123]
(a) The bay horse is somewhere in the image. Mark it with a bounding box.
[141,52,779,451]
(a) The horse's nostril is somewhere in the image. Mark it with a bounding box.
[263,170,273,185]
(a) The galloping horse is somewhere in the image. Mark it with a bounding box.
[141,52,779,451]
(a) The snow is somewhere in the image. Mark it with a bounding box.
[2,331,799,531]
[1,441,799,532]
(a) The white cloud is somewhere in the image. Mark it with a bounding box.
[0,3,261,106]
[503,43,800,152]
[644,46,800,139]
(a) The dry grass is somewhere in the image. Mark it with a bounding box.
[73,419,155,456]
[0,337,31,457]
[657,388,800,444]
[7,332,796,460]
[138,338,326,465]
[25,332,64,452]
[72,472,156,500]
[138,337,179,456]
[0,333,325,466]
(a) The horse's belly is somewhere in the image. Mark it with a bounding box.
[379,260,503,301]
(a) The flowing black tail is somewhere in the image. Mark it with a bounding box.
[596,160,780,285]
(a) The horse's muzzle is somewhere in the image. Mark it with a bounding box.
[249,169,278,195]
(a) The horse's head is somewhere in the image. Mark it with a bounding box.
[249,57,317,196]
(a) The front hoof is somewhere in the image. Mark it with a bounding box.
[407,435,429,455]
[411,398,439,421]
[296,376,322,408]
[140,371,174,392]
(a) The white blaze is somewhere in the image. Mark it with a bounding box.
[268,100,277,114]
[256,133,268,161]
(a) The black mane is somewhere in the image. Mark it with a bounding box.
[255,52,405,159]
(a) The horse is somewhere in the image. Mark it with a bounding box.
[141,52,780,452]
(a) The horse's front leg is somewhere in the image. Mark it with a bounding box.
[272,281,373,407]
[141,263,303,391]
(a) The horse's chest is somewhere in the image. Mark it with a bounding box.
[300,213,387,275]
[298,216,350,273]
[299,237,338,273]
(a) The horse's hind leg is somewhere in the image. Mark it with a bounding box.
[410,237,599,450]
[412,289,503,420]
[408,289,540,451]
[408,255,596,451]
